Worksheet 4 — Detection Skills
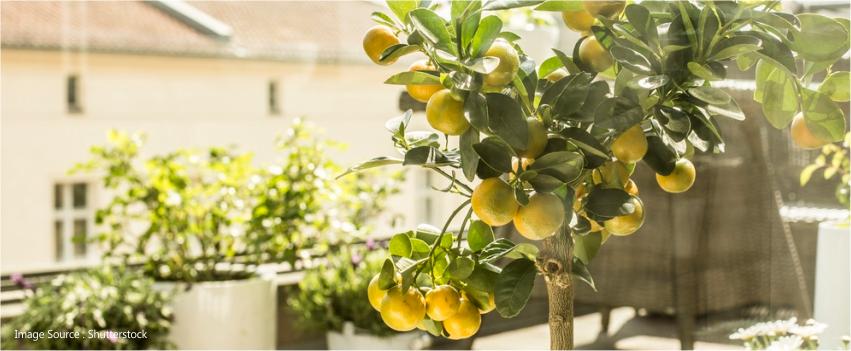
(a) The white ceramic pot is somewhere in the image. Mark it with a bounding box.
[813,221,850,349]
[325,322,430,350]
[158,277,277,349]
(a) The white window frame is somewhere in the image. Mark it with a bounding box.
[53,179,97,263]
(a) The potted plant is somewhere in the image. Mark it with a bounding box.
[289,246,428,350]
[1,265,172,350]
[800,131,850,349]
[72,120,344,349]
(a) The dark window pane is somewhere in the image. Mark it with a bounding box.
[67,75,82,114]
[73,219,87,257]
[54,220,64,261]
[72,183,87,209]
[54,184,64,209]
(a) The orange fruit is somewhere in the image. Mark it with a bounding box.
[483,39,520,88]
[656,158,696,193]
[522,118,549,159]
[363,25,400,65]
[791,114,830,149]
[406,59,442,103]
[584,1,626,18]
[426,89,470,135]
[425,285,461,321]
[443,298,482,340]
[604,197,644,236]
[472,178,519,226]
[611,125,648,163]
[514,193,565,240]
[379,286,426,331]
[579,36,613,73]
[562,8,596,33]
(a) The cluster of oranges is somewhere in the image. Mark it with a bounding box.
[368,275,494,340]
[562,1,625,73]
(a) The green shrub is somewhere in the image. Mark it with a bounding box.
[1,266,172,350]
[288,246,395,337]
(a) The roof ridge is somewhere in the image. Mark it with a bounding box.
[146,0,232,41]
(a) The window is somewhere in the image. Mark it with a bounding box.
[53,182,93,261]
[66,74,83,114]
[417,170,434,224]
[268,80,281,115]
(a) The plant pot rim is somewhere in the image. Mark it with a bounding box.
[819,220,850,230]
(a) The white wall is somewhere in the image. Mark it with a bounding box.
[1,49,461,272]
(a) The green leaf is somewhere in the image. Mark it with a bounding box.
[389,233,413,257]
[688,86,730,105]
[559,127,609,168]
[528,151,584,183]
[802,89,847,142]
[709,35,761,60]
[464,92,490,131]
[528,173,565,193]
[574,231,602,265]
[410,238,430,253]
[819,72,850,102]
[467,220,495,252]
[800,164,821,186]
[386,0,418,22]
[486,93,529,151]
[371,11,398,27]
[585,188,635,218]
[552,48,581,74]
[473,137,514,173]
[482,0,543,11]
[379,44,419,63]
[625,4,658,45]
[403,146,450,166]
[687,62,720,81]
[460,128,480,182]
[448,256,476,280]
[466,263,501,291]
[479,238,517,263]
[611,46,654,75]
[756,60,798,129]
[790,14,850,63]
[706,98,745,121]
[378,259,397,289]
[593,97,644,133]
[643,134,677,174]
[572,259,596,291]
[538,56,564,78]
[384,71,441,85]
[471,15,503,57]
[465,56,500,74]
[495,258,537,318]
[337,157,402,178]
[409,8,457,55]
[534,0,582,11]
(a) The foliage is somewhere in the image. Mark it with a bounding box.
[352,0,850,340]
[288,246,397,337]
[800,132,851,210]
[0,266,172,350]
[73,119,398,282]
[729,318,827,350]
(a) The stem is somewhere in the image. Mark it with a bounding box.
[539,225,574,350]
[414,199,472,281]
[426,166,475,195]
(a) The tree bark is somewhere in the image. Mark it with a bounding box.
[539,226,574,350]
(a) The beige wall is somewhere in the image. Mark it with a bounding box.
[1,49,462,272]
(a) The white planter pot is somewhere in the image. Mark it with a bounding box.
[158,277,277,349]
[813,221,850,349]
[326,322,430,350]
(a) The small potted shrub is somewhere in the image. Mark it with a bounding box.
[72,120,346,349]
[1,266,172,350]
[800,131,850,349]
[289,247,428,350]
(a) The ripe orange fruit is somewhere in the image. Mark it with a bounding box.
[406,59,442,103]
[611,125,648,163]
[604,197,644,236]
[363,25,400,65]
[522,118,549,159]
[426,89,470,135]
[656,158,696,193]
[584,1,626,18]
[791,114,829,149]
[472,178,519,226]
[443,298,482,340]
[514,193,565,240]
[425,285,461,321]
[368,273,401,311]
[579,36,613,73]
[562,9,595,33]
[380,286,426,331]
[483,39,520,88]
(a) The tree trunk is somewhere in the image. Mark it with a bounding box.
[539,226,574,350]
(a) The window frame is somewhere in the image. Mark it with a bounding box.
[53,178,97,262]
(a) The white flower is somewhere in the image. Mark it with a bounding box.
[790,319,827,339]
[766,335,803,351]
[165,191,182,206]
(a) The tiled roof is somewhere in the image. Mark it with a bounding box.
[1,1,383,63]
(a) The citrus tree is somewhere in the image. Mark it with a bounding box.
[344,0,850,349]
